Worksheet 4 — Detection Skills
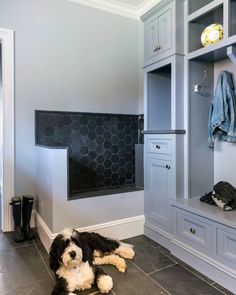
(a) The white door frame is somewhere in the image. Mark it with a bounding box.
[0,28,15,232]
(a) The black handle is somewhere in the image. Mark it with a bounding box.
[190,228,196,234]
[166,165,171,170]
[156,145,160,149]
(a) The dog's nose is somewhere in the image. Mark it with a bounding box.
[69,251,76,259]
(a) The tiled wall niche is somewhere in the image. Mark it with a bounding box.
[36,111,143,197]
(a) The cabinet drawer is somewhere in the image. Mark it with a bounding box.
[217,228,236,270]
[176,210,213,253]
[147,138,172,155]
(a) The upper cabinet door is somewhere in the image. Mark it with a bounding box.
[143,5,173,67]
[142,0,185,67]
[158,9,172,54]
[145,17,159,61]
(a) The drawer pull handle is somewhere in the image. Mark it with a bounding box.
[153,45,161,52]
[166,165,171,170]
[156,145,161,149]
[190,228,196,234]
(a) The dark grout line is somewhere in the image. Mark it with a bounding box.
[3,279,46,294]
[2,242,34,250]
[166,254,178,264]
[170,261,227,295]
[130,260,172,295]
[33,239,54,282]
[147,263,177,276]
[211,283,230,295]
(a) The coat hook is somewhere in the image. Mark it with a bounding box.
[193,70,207,95]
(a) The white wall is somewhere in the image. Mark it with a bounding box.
[138,20,144,114]
[0,0,140,196]
[214,59,236,187]
[0,44,2,230]
[36,146,144,233]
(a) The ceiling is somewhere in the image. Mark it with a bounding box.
[68,0,162,19]
[114,0,148,7]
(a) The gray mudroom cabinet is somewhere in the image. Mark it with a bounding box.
[142,0,236,293]
[144,6,172,64]
[144,133,185,247]
[142,59,185,247]
[142,0,184,67]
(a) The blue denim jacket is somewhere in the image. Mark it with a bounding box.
[208,71,236,148]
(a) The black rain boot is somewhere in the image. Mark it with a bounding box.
[22,195,35,240]
[10,197,25,242]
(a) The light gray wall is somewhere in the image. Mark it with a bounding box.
[0,44,2,85]
[0,0,140,196]
[138,20,144,114]
[0,44,2,228]
[214,59,236,187]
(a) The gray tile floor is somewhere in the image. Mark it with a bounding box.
[0,232,234,295]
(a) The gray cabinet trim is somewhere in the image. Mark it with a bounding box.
[143,129,186,134]
[172,198,236,230]
[141,0,175,21]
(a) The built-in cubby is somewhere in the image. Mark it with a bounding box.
[144,54,184,131]
[146,64,171,130]
[142,0,236,292]
[189,4,224,53]
[171,1,236,292]
[189,60,214,197]
[188,0,214,15]
[229,0,236,36]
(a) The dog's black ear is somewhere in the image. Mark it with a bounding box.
[49,234,63,272]
[73,230,92,263]
[81,242,92,263]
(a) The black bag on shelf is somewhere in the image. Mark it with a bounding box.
[200,181,236,211]
[200,191,216,206]
[212,181,236,211]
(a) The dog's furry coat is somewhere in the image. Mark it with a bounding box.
[49,228,135,295]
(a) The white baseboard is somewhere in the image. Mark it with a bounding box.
[171,238,236,294]
[144,222,173,251]
[34,210,54,251]
[34,210,144,252]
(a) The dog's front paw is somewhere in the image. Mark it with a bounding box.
[97,275,113,294]
[115,244,135,259]
[116,258,127,273]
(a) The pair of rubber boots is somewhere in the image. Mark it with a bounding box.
[10,195,35,242]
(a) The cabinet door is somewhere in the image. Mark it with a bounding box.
[145,157,172,227]
[144,17,158,61]
[158,9,172,54]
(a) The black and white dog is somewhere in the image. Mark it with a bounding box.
[49,228,135,295]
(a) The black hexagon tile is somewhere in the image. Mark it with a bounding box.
[35,111,143,195]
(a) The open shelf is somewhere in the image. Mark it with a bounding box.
[230,0,236,36]
[188,0,223,22]
[187,35,236,62]
[189,3,224,53]
[188,0,214,15]
[146,64,171,130]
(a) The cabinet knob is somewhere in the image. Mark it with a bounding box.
[156,145,160,149]
[190,228,196,234]
[152,45,161,52]
[153,46,158,52]
[166,165,171,170]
